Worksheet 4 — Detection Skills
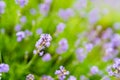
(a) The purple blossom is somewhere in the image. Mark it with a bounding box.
[41,75,54,80]
[14,24,21,32]
[20,16,27,23]
[56,39,68,54]
[44,0,52,4]
[16,31,25,42]
[0,1,6,14]
[24,30,32,36]
[30,8,36,15]
[68,76,76,80]
[80,75,89,80]
[110,34,120,47]
[84,43,93,52]
[58,8,74,21]
[42,53,51,61]
[15,0,28,7]
[35,34,52,50]
[39,3,50,16]
[90,66,99,75]
[0,63,9,73]
[55,66,69,80]
[113,22,120,30]
[26,74,34,80]
[56,23,66,33]
[36,28,43,35]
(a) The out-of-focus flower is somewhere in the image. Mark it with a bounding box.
[84,43,93,52]
[25,30,32,36]
[68,76,76,80]
[0,63,9,73]
[41,75,54,80]
[107,58,120,78]
[76,48,87,62]
[44,0,52,4]
[113,22,120,30]
[35,34,52,50]
[20,16,27,24]
[14,24,21,32]
[26,74,34,80]
[56,38,68,54]
[55,66,69,80]
[15,0,28,7]
[16,31,25,42]
[30,8,36,15]
[80,75,89,80]
[90,66,99,75]
[56,23,66,33]
[39,3,50,16]
[0,1,6,14]
[101,76,110,80]
[36,28,43,35]
[58,8,74,21]
[42,53,51,61]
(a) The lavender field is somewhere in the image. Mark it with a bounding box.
[0,0,120,80]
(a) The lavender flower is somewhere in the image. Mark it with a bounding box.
[24,30,32,36]
[55,66,69,80]
[16,31,25,42]
[68,76,76,80]
[90,66,99,75]
[42,53,51,61]
[15,0,28,7]
[30,8,36,15]
[44,0,52,4]
[14,24,21,32]
[35,34,52,50]
[113,22,120,30]
[20,16,27,24]
[80,75,89,80]
[41,75,54,80]
[36,28,43,35]
[56,39,68,54]
[107,58,120,78]
[84,43,93,52]
[39,3,50,16]
[56,23,66,33]
[26,74,34,80]
[0,1,6,14]
[0,63,9,73]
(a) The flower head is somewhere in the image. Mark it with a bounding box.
[0,63,9,73]
[26,74,34,80]
[16,31,25,42]
[55,66,69,80]
[0,1,6,14]
[68,76,76,80]
[42,53,51,61]
[41,75,54,80]
[15,0,28,7]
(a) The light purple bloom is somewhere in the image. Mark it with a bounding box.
[26,74,34,80]
[90,66,99,75]
[68,76,76,80]
[84,43,93,52]
[113,22,120,30]
[80,75,89,80]
[35,34,52,50]
[16,31,25,42]
[56,23,66,33]
[30,8,36,15]
[39,3,50,16]
[14,24,21,32]
[44,0,52,4]
[36,28,43,35]
[41,75,54,80]
[55,66,69,80]
[15,0,28,7]
[0,63,9,73]
[24,30,32,36]
[39,51,44,56]
[0,1,6,14]
[20,16,27,23]
[42,53,51,61]
[56,39,68,54]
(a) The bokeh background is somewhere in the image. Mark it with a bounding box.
[0,0,120,80]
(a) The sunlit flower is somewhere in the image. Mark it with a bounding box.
[0,1,6,14]
[0,63,9,73]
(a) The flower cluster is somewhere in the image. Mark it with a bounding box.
[26,74,34,80]
[0,63,9,73]
[15,0,28,7]
[0,1,6,14]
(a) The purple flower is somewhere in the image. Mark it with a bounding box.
[80,75,89,80]
[55,66,69,80]
[113,22,120,30]
[58,8,74,21]
[16,31,25,42]
[90,66,99,75]
[110,34,120,47]
[42,53,51,61]
[44,0,52,4]
[76,48,86,62]
[0,63,9,73]
[41,75,54,80]
[24,30,32,36]
[0,1,6,14]
[68,76,76,80]
[56,23,66,33]
[14,24,21,32]
[20,16,27,23]
[84,43,93,52]
[107,58,120,78]
[15,0,28,7]
[30,8,36,15]
[26,74,34,80]
[39,3,50,16]
[36,28,43,35]
[56,39,68,54]
[35,34,52,50]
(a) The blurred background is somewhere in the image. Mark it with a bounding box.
[0,0,120,80]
